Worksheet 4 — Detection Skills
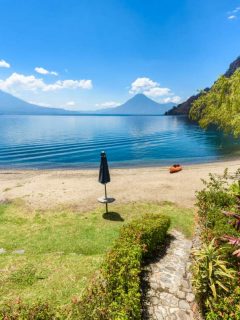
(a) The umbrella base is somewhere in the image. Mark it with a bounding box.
[97,197,115,204]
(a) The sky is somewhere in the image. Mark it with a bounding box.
[0,0,240,111]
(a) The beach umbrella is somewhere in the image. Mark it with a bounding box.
[99,151,110,186]
[98,151,114,213]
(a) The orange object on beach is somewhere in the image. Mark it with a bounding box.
[169,164,182,174]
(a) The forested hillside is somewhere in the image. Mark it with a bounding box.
[190,69,240,137]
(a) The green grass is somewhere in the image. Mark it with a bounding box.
[0,200,194,307]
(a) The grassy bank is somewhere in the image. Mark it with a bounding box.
[0,200,194,308]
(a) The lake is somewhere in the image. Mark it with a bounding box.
[0,115,239,169]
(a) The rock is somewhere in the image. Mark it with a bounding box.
[181,280,189,289]
[156,306,168,318]
[151,296,159,306]
[176,310,192,320]
[151,282,159,290]
[179,300,190,310]
[177,290,185,299]
[13,249,25,254]
[186,293,195,303]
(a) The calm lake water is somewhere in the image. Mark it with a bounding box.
[0,115,239,169]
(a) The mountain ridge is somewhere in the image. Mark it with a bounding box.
[0,91,173,115]
[0,90,80,115]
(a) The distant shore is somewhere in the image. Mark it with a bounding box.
[0,159,239,210]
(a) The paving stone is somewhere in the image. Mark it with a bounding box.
[151,282,159,290]
[169,307,179,314]
[151,296,159,305]
[177,290,185,299]
[186,293,195,303]
[179,300,190,310]
[176,310,192,320]
[181,280,189,289]
[156,306,168,318]
[12,249,25,254]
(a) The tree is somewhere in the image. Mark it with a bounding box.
[190,69,240,137]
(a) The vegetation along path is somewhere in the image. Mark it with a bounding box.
[143,230,201,320]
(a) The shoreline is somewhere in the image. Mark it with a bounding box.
[0,159,239,210]
[0,157,239,173]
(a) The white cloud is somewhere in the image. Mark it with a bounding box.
[35,67,58,76]
[129,77,181,103]
[95,101,120,108]
[143,87,171,97]
[228,15,237,19]
[0,59,10,68]
[0,72,93,94]
[228,6,240,19]
[233,6,240,13]
[66,101,76,107]
[160,96,182,104]
[130,77,170,97]
[130,77,159,94]
[0,73,46,92]
[44,79,92,91]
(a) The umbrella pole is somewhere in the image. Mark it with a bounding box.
[104,184,108,213]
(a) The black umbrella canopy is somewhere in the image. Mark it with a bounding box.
[98,151,110,184]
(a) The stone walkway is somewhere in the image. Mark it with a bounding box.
[143,230,201,320]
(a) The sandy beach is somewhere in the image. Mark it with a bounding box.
[0,159,239,210]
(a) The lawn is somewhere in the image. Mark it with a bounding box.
[0,200,194,308]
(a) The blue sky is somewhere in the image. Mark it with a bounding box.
[0,0,240,110]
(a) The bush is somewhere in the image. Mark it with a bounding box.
[196,169,236,218]
[193,169,240,319]
[192,239,236,311]
[70,213,170,320]
[206,287,240,320]
[0,213,170,320]
[0,301,59,320]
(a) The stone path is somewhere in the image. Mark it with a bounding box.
[143,230,201,320]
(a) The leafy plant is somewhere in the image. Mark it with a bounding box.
[0,301,60,320]
[222,235,240,258]
[192,239,236,310]
[9,264,47,287]
[206,287,240,320]
[193,169,240,319]
[196,169,236,217]
[230,181,240,197]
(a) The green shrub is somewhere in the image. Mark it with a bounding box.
[196,170,236,218]
[70,213,170,320]
[206,287,240,320]
[192,239,236,311]
[0,301,59,320]
[193,169,240,319]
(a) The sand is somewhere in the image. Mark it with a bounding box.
[0,159,239,210]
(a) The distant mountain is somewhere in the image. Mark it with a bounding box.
[0,90,80,115]
[165,56,240,116]
[0,91,173,116]
[96,94,174,115]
